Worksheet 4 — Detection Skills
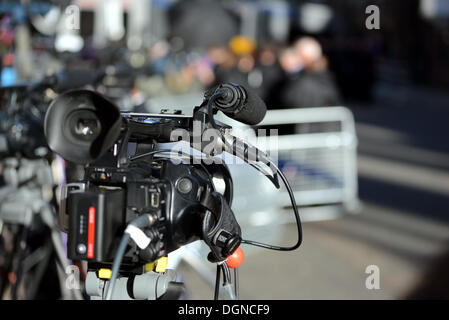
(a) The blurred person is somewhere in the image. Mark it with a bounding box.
[207,44,237,86]
[147,40,171,76]
[208,45,232,67]
[279,46,303,74]
[209,35,257,90]
[165,62,197,94]
[250,43,284,103]
[267,46,303,108]
[294,37,327,73]
[270,37,342,109]
[192,55,215,88]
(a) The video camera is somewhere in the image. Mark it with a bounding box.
[44,84,302,299]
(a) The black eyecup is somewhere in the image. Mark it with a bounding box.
[44,89,122,164]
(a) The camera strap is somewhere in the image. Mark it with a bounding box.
[200,191,242,262]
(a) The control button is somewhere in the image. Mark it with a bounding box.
[77,243,87,254]
[177,177,193,194]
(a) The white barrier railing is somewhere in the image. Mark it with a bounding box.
[259,107,359,215]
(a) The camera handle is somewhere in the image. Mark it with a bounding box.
[200,191,242,263]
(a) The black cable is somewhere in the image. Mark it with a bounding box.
[220,263,231,285]
[207,93,303,251]
[240,162,303,251]
[214,264,220,300]
[214,263,233,300]
[234,268,239,299]
[105,215,154,300]
[207,92,226,130]
[104,232,130,300]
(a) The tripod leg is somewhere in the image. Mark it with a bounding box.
[0,224,18,298]
[11,225,29,300]
[51,230,83,300]
[41,204,84,300]
[23,238,53,299]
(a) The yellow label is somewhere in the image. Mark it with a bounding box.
[145,262,155,273]
[98,268,112,279]
[155,257,168,273]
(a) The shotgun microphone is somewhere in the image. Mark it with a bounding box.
[212,83,267,126]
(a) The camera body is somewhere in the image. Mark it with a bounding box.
[62,157,232,271]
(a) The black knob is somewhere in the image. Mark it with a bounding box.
[223,235,241,257]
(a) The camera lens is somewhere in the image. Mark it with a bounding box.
[75,118,100,137]
[67,110,102,143]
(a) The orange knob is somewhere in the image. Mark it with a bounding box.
[225,247,244,268]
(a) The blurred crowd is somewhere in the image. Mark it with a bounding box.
[138,34,342,110]
[1,0,449,111]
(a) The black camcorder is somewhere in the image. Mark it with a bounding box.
[61,155,237,271]
[44,84,278,275]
